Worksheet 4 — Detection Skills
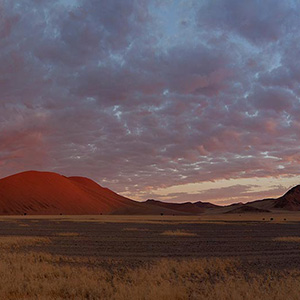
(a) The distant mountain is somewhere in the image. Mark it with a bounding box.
[246,185,300,211]
[225,205,270,214]
[193,201,221,209]
[0,171,183,215]
[0,171,299,215]
[145,199,205,214]
[274,185,300,210]
[146,185,300,214]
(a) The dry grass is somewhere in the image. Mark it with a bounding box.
[56,232,80,237]
[122,227,149,232]
[0,251,299,299]
[0,236,51,249]
[161,229,197,237]
[18,223,29,227]
[0,235,299,298]
[273,236,300,242]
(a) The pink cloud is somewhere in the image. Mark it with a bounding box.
[0,0,299,201]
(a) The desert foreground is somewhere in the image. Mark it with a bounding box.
[1,213,300,299]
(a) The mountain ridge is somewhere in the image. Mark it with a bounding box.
[0,171,185,215]
[0,171,299,215]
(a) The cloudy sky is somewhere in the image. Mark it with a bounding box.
[1,0,300,204]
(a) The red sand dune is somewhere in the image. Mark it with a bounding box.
[0,171,299,215]
[0,171,187,215]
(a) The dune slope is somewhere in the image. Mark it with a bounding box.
[0,171,186,215]
[0,171,121,214]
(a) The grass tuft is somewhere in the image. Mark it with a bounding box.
[161,230,197,237]
[0,236,50,249]
[122,227,149,232]
[273,236,300,242]
[56,232,80,237]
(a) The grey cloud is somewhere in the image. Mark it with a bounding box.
[0,0,300,200]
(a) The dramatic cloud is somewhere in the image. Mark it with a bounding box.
[1,0,300,202]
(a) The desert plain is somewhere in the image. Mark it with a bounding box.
[1,213,300,299]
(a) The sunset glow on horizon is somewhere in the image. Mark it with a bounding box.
[1,0,300,204]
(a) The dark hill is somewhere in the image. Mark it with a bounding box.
[274,185,300,211]
[145,199,204,214]
[225,205,270,214]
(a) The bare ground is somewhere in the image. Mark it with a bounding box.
[1,214,300,271]
[0,215,300,299]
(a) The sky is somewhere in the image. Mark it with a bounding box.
[1,0,300,204]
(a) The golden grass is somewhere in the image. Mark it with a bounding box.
[56,232,80,237]
[0,236,51,249]
[161,229,197,236]
[0,251,299,299]
[0,235,299,298]
[122,227,150,232]
[273,236,300,242]
[18,223,29,227]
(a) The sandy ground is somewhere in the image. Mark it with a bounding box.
[0,211,298,222]
[1,213,300,272]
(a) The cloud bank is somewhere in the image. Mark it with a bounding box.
[1,0,300,202]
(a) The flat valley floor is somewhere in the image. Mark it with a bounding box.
[1,214,300,299]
